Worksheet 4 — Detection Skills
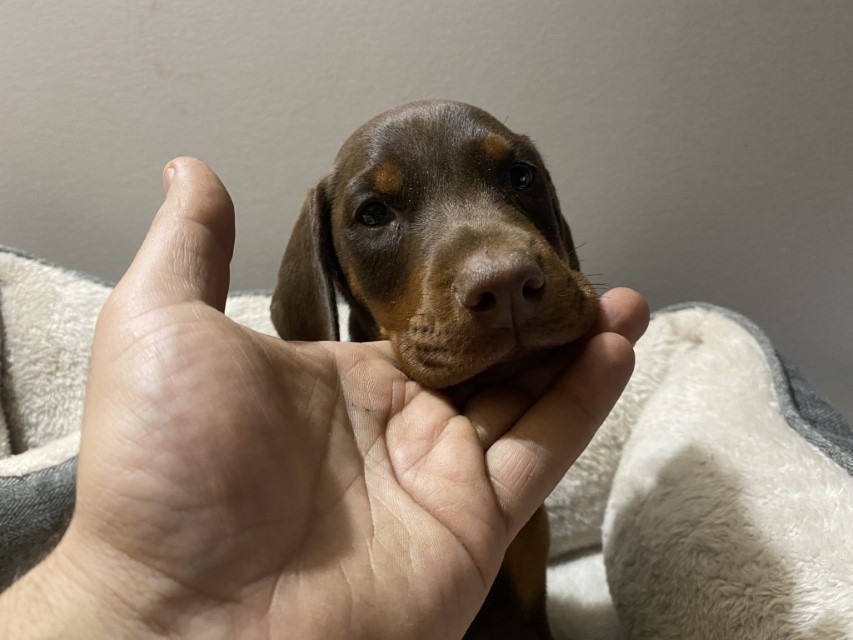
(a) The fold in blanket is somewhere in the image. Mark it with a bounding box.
[602,306,853,639]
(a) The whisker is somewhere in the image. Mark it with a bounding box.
[567,242,590,259]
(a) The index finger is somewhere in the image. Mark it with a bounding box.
[594,287,650,345]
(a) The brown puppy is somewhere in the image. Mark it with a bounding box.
[272,100,597,639]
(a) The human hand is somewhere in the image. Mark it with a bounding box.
[0,158,648,640]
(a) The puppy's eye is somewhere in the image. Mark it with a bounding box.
[509,163,535,191]
[357,201,395,227]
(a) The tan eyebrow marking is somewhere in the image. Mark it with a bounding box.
[373,162,405,195]
[483,132,511,162]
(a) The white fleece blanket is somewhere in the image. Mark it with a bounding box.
[1,245,851,638]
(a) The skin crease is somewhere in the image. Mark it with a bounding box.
[0,158,649,640]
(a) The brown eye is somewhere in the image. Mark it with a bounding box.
[357,201,395,227]
[509,163,535,190]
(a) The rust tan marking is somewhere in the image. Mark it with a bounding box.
[501,505,549,611]
[483,133,511,162]
[342,262,366,302]
[372,162,405,195]
[363,263,430,336]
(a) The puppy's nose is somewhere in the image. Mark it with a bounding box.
[455,251,545,329]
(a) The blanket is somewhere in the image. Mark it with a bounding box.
[1,245,851,639]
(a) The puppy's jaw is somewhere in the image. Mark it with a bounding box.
[395,307,596,389]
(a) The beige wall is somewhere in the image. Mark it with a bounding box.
[2,1,851,418]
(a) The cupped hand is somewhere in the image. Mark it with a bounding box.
[25,158,648,640]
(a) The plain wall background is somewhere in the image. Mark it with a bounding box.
[2,1,851,419]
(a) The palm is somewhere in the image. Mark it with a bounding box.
[77,300,506,637]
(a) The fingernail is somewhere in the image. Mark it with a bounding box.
[163,165,176,193]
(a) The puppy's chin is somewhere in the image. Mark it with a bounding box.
[464,348,568,383]
[396,345,514,390]
[395,319,595,390]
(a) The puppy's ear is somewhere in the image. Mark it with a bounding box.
[271,179,340,341]
[543,168,581,272]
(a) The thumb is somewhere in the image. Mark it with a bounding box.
[110,157,235,318]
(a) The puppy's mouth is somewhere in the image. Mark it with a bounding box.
[464,347,562,383]
[395,334,575,389]
[393,302,597,389]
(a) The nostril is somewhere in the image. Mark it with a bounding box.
[521,269,545,300]
[469,291,497,312]
[523,279,545,303]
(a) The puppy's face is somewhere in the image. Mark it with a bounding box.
[272,100,597,389]
[327,102,596,387]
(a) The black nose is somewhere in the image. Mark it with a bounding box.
[454,250,545,329]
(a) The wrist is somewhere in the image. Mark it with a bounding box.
[0,534,162,640]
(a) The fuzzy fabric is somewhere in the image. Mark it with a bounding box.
[1,245,851,639]
[546,305,853,639]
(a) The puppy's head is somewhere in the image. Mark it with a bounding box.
[272,100,597,388]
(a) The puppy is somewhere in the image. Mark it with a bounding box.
[272,100,597,639]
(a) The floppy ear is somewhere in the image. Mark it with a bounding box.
[270,180,340,341]
[543,168,581,272]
